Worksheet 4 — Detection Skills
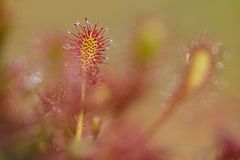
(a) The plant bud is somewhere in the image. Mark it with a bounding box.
[185,38,221,92]
[134,18,167,65]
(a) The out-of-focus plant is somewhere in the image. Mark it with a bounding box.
[132,17,167,67]
[147,36,222,138]
[0,0,10,53]
[217,134,240,160]
[0,1,11,140]
[0,0,10,86]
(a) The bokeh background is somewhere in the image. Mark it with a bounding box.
[4,0,240,93]
[2,0,240,159]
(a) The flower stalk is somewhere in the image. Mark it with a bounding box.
[65,18,111,142]
[76,78,86,142]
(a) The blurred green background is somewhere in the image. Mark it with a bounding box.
[4,0,240,95]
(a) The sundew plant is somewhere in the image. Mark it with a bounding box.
[0,0,240,160]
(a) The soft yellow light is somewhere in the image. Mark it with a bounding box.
[187,49,211,91]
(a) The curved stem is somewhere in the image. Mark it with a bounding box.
[146,84,188,138]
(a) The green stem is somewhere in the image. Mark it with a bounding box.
[76,78,86,142]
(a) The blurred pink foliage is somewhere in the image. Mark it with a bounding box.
[0,3,239,160]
